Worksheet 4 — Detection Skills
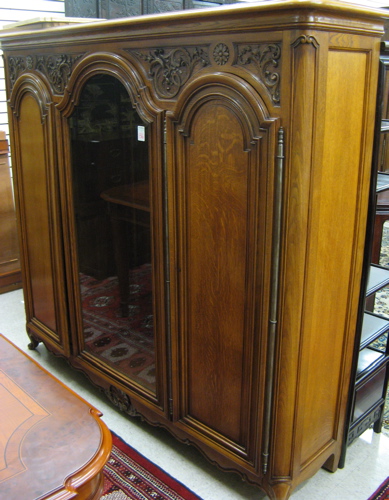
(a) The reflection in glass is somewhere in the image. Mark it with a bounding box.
[69,74,155,392]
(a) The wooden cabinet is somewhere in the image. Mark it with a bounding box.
[0,134,21,293]
[1,2,388,498]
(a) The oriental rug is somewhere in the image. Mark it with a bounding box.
[367,477,389,500]
[80,263,155,391]
[102,432,202,500]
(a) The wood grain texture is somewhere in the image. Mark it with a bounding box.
[298,48,368,465]
[168,77,277,466]
[0,142,21,293]
[185,102,249,441]
[0,2,387,498]
[18,94,56,331]
[0,333,112,500]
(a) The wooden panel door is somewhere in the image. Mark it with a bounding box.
[7,74,68,354]
[168,76,279,467]
[56,57,168,414]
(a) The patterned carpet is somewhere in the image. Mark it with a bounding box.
[368,476,389,500]
[102,432,202,500]
[80,263,155,391]
[372,221,389,436]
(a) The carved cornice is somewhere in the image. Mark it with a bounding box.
[236,43,281,105]
[8,54,83,95]
[132,46,210,99]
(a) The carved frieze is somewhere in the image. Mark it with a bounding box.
[134,42,281,103]
[236,43,281,104]
[8,42,282,102]
[8,54,83,94]
[133,46,210,99]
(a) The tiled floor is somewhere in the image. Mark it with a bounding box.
[0,288,388,500]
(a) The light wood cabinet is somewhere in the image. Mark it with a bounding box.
[1,2,388,498]
[340,44,389,466]
[0,135,21,292]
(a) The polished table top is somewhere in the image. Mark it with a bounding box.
[0,333,112,500]
[101,181,150,212]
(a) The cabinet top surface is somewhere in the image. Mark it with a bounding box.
[0,0,388,46]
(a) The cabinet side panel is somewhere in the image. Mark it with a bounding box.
[18,95,56,332]
[271,36,318,477]
[299,49,369,464]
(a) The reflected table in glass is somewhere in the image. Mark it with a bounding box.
[101,181,151,317]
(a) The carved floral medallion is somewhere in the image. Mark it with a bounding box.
[213,43,230,66]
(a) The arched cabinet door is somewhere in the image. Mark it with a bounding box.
[167,74,280,469]
[57,54,167,412]
[8,74,69,354]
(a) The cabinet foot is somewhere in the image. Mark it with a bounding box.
[268,482,292,500]
[322,453,337,472]
[27,335,40,350]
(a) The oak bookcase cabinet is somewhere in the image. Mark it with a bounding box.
[340,44,389,465]
[1,2,388,498]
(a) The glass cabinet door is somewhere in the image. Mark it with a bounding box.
[69,74,156,393]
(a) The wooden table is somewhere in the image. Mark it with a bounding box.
[101,181,150,316]
[0,333,112,499]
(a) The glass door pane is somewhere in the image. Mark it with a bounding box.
[69,74,155,393]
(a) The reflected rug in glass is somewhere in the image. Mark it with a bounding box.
[80,263,155,390]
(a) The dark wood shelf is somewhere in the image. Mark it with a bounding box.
[381,119,389,133]
[376,172,389,192]
[360,311,389,350]
[366,264,389,296]
[356,348,386,378]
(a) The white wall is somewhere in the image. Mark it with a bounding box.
[0,0,65,138]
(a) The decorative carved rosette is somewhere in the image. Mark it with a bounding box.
[236,43,281,104]
[133,46,210,99]
[213,43,230,66]
[8,54,82,95]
